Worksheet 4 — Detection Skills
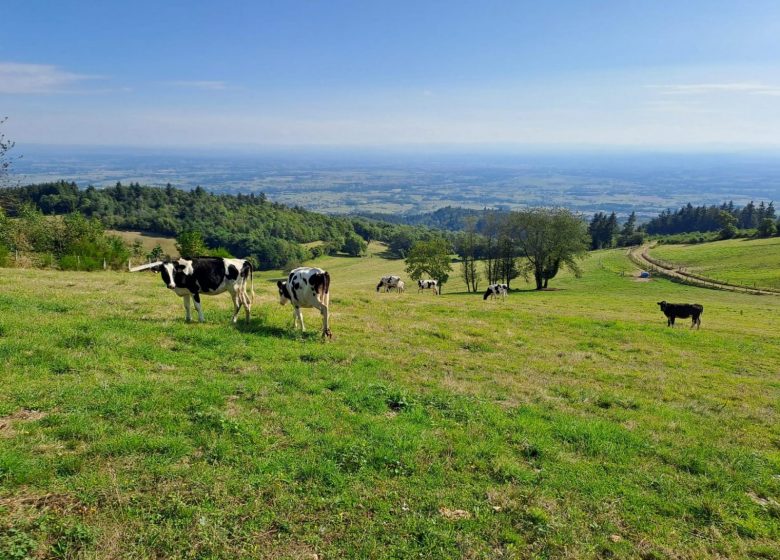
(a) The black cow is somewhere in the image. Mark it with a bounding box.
[657,301,703,329]
[131,257,254,323]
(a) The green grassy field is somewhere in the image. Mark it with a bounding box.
[1,244,779,559]
[650,237,780,290]
[106,230,180,259]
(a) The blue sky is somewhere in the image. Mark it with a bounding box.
[2,0,780,149]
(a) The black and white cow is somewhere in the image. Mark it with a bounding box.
[417,279,439,295]
[130,257,254,323]
[377,275,401,292]
[483,283,508,301]
[277,267,332,338]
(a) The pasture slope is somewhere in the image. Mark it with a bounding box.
[0,243,779,559]
[649,237,780,292]
[106,230,179,259]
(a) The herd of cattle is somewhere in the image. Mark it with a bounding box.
[129,257,704,337]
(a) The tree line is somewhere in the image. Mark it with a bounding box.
[0,181,439,269]
[587,200,779,249]
[0,204,130,270]
[643,201,777,237]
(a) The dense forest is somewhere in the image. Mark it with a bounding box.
[357,206,493,231]
[3,181,778,271]
[644,200,777,235]
[0,181,436,268]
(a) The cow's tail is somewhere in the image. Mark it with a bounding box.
[320,271,331,305]
[249,261,255,304]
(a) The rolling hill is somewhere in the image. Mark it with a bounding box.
[0,244,778,558]
[649,237,780,291]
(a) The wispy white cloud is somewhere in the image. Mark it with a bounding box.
[0,62,98,94]
[647,82,780,96]
[165,80,229,91]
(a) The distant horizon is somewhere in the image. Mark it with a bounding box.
[14,142,780,158]
[3,1,780,149]
[11,145,780,219]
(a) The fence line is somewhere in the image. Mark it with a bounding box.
[628,246,778,296]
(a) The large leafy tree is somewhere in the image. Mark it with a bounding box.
[405,237,453,293]
[509,208,589,290]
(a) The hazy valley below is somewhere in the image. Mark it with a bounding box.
[14,147,780,220]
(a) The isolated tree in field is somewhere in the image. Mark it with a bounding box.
[456,219,481,292]
[481,211,503,283]
[496,233,520,288]
[510,208,589,290]
[405,237,453,293]
[176,231,208,257]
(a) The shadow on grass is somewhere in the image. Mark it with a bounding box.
[441,288,559,295]
[235,320,297,338]
[374,250,404,260]
[235,320,324,341]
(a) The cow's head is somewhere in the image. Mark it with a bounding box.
[277,280,291,305]
[150,259,193,290]
[154,262,178,289]
[657,301,667,310]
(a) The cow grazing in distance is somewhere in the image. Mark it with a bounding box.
[483,283,508,301]
[377,275,401,292]
[417,279,439,295]
[657,301,703,329]
[395,280,406,293]
[278,267,332,338]
[130,257,254,323]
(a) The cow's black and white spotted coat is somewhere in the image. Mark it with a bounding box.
[146,257,254,323]
[278,267,332,337]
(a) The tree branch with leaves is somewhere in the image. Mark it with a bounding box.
[509,208,589,290]
[405,237,453,293]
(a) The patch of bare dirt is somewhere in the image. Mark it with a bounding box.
[439,507,472,520]
[0,491,89,517]
[225,395,241,418]
[0,409,46,438]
